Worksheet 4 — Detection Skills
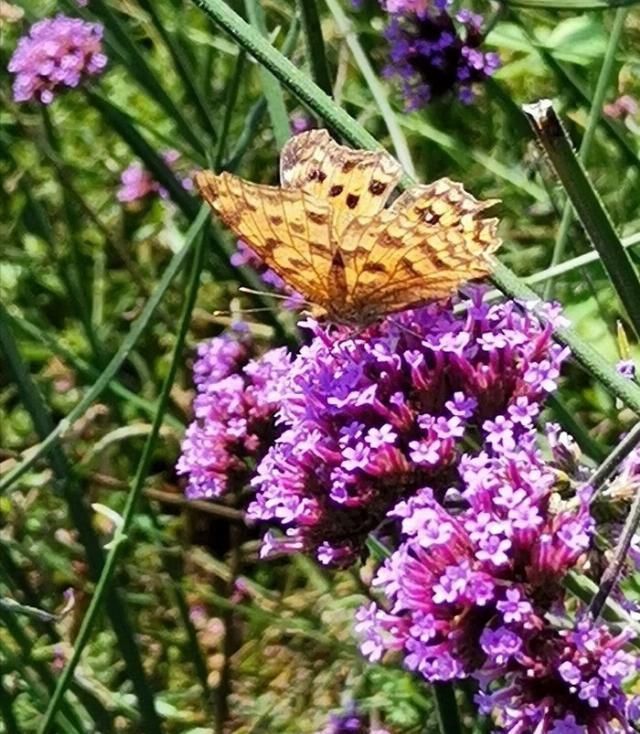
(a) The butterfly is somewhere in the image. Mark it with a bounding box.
[195,129,501,325]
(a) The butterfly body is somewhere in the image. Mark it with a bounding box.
[195,130,501,325]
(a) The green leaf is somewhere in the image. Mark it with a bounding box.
[504,0,639,9]
[523,100,640,340]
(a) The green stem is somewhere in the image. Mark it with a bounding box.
[244,0,290,147]
[38,226,207,734]
[298,0,333,96]
[543,8,628,300]
[591,421,640,495]
[0,207,208,495]
[432,683,463,734]
[215,50,247,168]
[325,0,417,178]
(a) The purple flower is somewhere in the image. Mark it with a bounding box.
[177,329,291,499]
[381,2,499,109]
[476,621,639,732]
[250,290,569,566]
[318,705,391,734]
[8,14,107,104]
[357,425,595,682]
[117,150,193,204]
[616,359,637,381]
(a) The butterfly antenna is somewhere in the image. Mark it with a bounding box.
[212,307,280,316]
[238,286,311,306]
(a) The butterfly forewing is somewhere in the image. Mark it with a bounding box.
[195,171,335,307]
[338,179,500,317]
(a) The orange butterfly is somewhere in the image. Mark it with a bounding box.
[195,130,501,324]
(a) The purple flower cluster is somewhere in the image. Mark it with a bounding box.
[356,426,640,731]
[249,291,569,566]
[477,619,639,733]
[381,0,500,108]
[117,150,193,205]
[8,15,107,104]
[177,329,291,499]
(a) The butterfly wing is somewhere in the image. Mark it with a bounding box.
[338,178,501,317]
[195,170,336,307]
[280,129,404,239]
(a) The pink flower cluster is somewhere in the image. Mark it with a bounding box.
[9,15,107,104]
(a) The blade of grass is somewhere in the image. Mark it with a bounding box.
[8,313,183,431]
[86,89,199,217]
[38,216,207,734]
[325,0,416,178]
[298,0,333,96]
[543,8,628,300]
[0,304,161,731]
[68,0,207,155]
[0,207,208,495]
[40,108,105,366]
[136,0,219,142]
[504,0,637,9]
[432,683,463,734]
[215,50,247,168]
[523,100,640,340]
[244,0,290,147]
[190,0,640,415]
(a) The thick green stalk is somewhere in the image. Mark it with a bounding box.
[324,0,417,178]
[544,8,628,299]
[523,100,640,340]
[298,0,333,96]
[432,683,463,734]
[38,227,206,734]
[190,0,640,414]
[0,207,208,494]
[244,0,290,147]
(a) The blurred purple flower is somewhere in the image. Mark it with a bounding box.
[318,705,391,734]
[117,150,193,204]
[604,95,638,121]
[381,1,500,109]
[177,329,292,499]
[291,114,316,134]
[249,290,569,565]
[8,14,107,104]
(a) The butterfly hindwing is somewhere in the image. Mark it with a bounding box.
[280,129,404,239]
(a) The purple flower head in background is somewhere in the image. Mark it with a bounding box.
[117,150,193,204]
[8,14,107,104]
[177,328,292,499]
[231,240,305,311]
[249,291,569,566]
[381,1,500,109]
[318,705,391,734]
